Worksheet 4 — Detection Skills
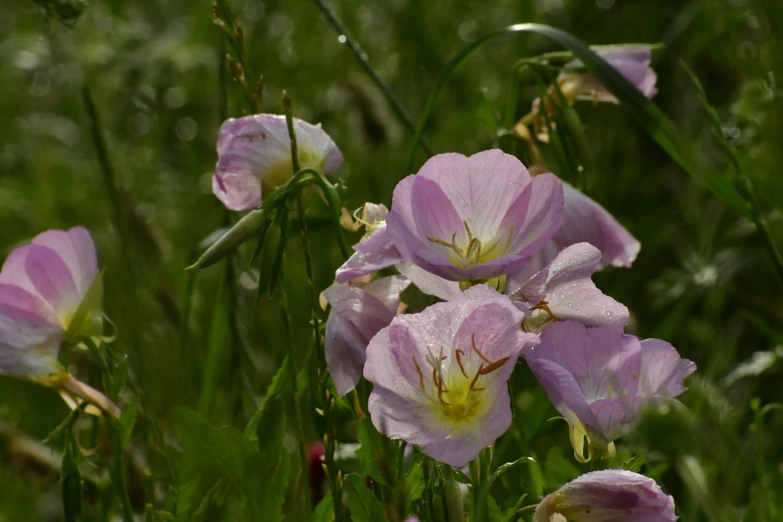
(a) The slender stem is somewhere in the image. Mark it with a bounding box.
[312,0,433,155]
[278,274,313,514]
[744,178,783,285]
[81,86,126,241]
[107,417,135,522]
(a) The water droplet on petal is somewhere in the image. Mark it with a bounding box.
[606,311,612,317]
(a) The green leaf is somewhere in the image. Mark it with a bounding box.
[356,419,391,486]
[172,407,288,522]
[245,355,290,440]
[405,452,426,509]
[344,474,390,522]
[488,456,536,489]
[311,493,335,522]
[405,23,752,220]
[61,435,83,522]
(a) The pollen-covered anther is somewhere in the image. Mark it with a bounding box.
[530,300,557,320]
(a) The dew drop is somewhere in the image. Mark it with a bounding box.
[606,311,613,317]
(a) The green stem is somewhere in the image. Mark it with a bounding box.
[278,276,313,515]
[312,0,433,156]
[81,86,126,241]
[107,417,135,522]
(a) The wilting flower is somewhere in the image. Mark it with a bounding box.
[557,46,658,104]
[364,285,539,466]
[530,183,640,272]
[533,469,677,522]
[335,203,405,283]
[387,150,563,283]
[324,275,410,396]
[213,114,344,211]
[525,321,695,462]
[507,243,629,332]
[0,227,118,417]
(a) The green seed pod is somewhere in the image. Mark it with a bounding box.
[443,479,465,522]
[189,208,268,270]
[431,492,447,522]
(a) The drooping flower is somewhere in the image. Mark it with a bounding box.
[387,150,564,283]
[558,46,658,104]
[364,285,539,467]
[0,227,118,417]
[525,321,695,462]
[335,203,405,284]
[529,183,640,272]
[324,275,410,396]
[507,242,629,332]
[533,469,677,522]
[213,114,344,211]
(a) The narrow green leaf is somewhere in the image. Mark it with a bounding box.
[62,435,83,522]
[451,467,472,485]
[405,23,752,219]
[344,474,390,522]
[488,456,536,489]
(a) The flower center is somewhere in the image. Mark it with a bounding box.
[413,335,510,424]
[427,220,513,269]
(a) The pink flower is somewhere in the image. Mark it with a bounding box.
[364,285,539,467]
[0,227,99,378]
[324,276,410,396]
[533,469,677,522]
[0,227,118,417]
[213,114,343,211]
[387,150,563,282]
[525,321,695,462]
[559,46,658,104]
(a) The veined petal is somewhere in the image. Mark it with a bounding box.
[540,243,629,326]
[0,244,80,326]
[416,150,532,240]
[638,339,696,397]
[32,227,98,297]
[504,173,564,258]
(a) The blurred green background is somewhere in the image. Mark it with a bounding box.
[1,0,782,520]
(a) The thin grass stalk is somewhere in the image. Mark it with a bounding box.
[312,0,433,156]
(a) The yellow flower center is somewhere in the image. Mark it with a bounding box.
[427,220,514,270]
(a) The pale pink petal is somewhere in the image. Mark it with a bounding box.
[324,312,369,397]
[32,227,98,297]
[416,150,531,240]
[535,469,677,522]
[335,224,405,283]
[638,339,696,397]
[0,309,63,378]
[503,174,564,258]
[541,243,629,326]
[395,261,462,302]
